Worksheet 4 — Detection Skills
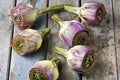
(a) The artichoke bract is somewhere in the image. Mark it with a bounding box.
[54,45,96,73]
[29,57,60,80]
[10,3,64,30]
[11,28,50,55]
[64,1,106,26]
[51,14,90,47]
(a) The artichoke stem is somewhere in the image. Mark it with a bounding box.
[51,57,60,67]
[37,4,64,16]
[51,14,63,25]
[41,28,51,40]
[54,46,67,57]
[64,5,80,15]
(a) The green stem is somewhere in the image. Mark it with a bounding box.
[51,57,60,67]
[41,28,51,40]
[64,5,80,15]
[37,4,64,16]
[54,46,68,57]
[51,14,63,25]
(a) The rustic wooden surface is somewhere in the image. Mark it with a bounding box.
[0,0,14,80]
[9,0,47,80]
[0,0,120,80]
[114,0,120,80]
[47,0,80,80]
[81,0,118,80]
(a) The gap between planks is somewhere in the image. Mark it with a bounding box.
[6,0,16,80]
[111,0,119,79]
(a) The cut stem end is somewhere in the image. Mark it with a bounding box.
[82,50,96,73]
[72,30,90,46]
[41,28,51,40]
[12,35,27,55]
[51,57,60,67]
[29,68,49,80]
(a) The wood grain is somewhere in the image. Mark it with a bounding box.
[81,0,117,80]
[113,0,120,80]
[9,0,47,80]
[0,0,118,80]
[0,0,15,80]
[47,0,80,80]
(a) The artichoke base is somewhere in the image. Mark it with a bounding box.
[12,35,27,55]
[72,30,90,46]
[82,50,95,73]
[29,68,49,80]
[95,4,106,26]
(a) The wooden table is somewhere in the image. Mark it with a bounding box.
[0,0,119,80]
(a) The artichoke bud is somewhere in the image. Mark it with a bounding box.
[10,3,64,30]
[11,28,50,55]
[51,14,90,47]
[29,57,60,80]
[54,45,96,73]
[64,1,106,26]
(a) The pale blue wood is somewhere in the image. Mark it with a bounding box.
[0,0,15,80]
[9,0,47,80]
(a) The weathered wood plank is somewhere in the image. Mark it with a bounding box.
[81,0,117,80]
[9,0,47,80]
[113,0,120,80]
[0,0,15,80]
[47,0,80,80]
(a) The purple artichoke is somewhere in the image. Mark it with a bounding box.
[29,57,60,80]
[11,28,50,55]
[10,3,64,30]
[51,14,90,47]
[54,45,96,73]
[64,1,106,26]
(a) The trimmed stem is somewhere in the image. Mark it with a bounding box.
[37,5,64,16]
[64,5,80,15]
[51,14,63,25]
[51,57,60,67]
[54,46,68,57]
[41,28,51,40]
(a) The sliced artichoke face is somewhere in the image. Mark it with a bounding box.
[12,35,28,55]
[96,5,106,25]
[82,50,95,73]
[29,68,49,80]
[72,30,90,46]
